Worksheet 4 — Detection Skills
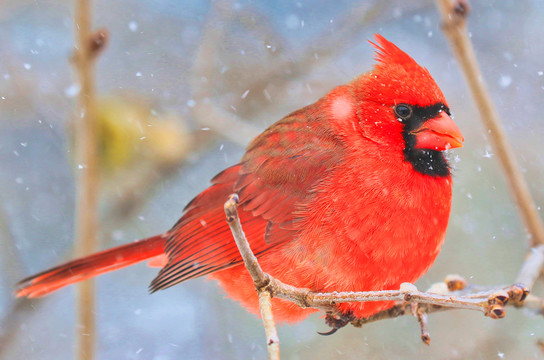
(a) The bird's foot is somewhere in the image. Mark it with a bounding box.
[317,311,354,336]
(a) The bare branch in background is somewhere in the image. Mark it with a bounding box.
[189,2,263,146]
[187,1,439,149]
[435,0,544,248]
[88,28,109,60]
[229,0,388,116]
[0,203,25,290]
[0,300,41,358]
[189,0,417,146]
[435,10,544,353]
[192,102,261,147]
[0,203,29,357]
[72,0,108,358]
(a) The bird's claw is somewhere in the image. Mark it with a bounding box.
[317,312,354,336]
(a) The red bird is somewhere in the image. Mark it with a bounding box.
[16,35,463,326]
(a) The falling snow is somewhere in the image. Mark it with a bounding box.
[285,14,300,29]
[64,84,81,97]
[499,75,512,88]
[3,3,543,360]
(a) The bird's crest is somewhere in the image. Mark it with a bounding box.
[360,34,446,107]
[369,34,425,73]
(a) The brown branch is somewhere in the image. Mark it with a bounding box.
[224,194,280,360]
[224,195,335,313]
[414,305,431,345]
[349,251,537,330]
[72,1,107,359]
[434,8,544,350]
[225,194,269,288]
[88,28,109,60]
[306,283,526,316]
[223,195,534,357]
[435,0,544,247]
[258,291,280,360]
[351,283,529,329]
[515,245,544,290]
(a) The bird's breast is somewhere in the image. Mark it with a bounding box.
[288,158,453,293]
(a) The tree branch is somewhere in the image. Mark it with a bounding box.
[225,194,280,360]
[435,0,544,247]
[516,245,544,290]
[414,305,430,345]
[223,195,534,356]
[258,291,280,360]
[72,3,108,359]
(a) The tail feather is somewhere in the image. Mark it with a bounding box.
[15,234,166,298]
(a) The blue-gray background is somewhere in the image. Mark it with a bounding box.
[1,0,544,359]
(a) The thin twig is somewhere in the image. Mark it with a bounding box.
[352,270,531,328]
[223,194,532,356]
[515,245,544,290]
[224,194,269,289]
[346,284,528,335]
[435,0,544,247]
[414,305,431,345]
[306,283,526,316]
[73,2,107,359]
[225,194,280,360]
[258,291,280,360]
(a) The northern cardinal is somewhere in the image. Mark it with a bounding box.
[16,35,463,325]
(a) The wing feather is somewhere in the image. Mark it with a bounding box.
[150,105,345,292]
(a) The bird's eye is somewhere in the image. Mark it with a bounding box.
[394,104,413,120]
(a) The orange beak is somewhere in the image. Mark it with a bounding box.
[410,111,464,151]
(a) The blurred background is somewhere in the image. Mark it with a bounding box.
[1,0,544,359]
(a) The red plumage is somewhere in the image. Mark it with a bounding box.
[16,35,463,323]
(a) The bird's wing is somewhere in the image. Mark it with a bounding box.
[149,107,345,291]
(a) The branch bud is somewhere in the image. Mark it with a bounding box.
[508,283,530,303]
[486,304,505,319]
[488,290,509,306]
[445,274,467,291]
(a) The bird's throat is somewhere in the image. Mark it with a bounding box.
[403,146,450,177]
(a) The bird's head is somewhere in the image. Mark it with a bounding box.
[349,34,464,177]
